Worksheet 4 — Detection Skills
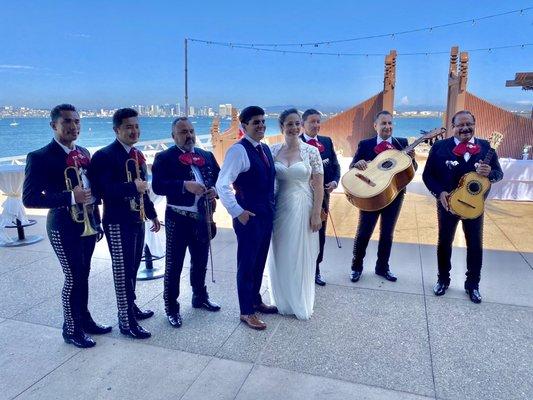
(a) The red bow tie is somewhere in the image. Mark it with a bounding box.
[179,152,205,167]
[66,149,90,168]
[129,148,146,165]
[453,142,480,157]
[307,138,325,153]
[374,141,395,154]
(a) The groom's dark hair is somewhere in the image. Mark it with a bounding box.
[239,106,265,124]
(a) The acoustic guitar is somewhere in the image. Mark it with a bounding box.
[448,132,504,219]
[342,128,445,211]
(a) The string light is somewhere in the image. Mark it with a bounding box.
[188,7,530,48]
[188,42,532,58]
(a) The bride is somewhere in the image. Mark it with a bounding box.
[267,109,324,320]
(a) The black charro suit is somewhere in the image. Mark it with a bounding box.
[23,139,101,337]
[349,136,417,274]
[422,137,503,289]
[89,139,157,330]
[151,145,220,317]
[300,134,340,276]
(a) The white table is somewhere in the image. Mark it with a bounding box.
[136,171,166,280]
[0,164,43,246]
[487,158,533,201]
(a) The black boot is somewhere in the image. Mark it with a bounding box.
[63,331,96,348]
[192,287,221,312]
[133,303,154,320]
[83,314,112,335]
[119,322,151,339]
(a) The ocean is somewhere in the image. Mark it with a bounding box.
[0,116,443,159]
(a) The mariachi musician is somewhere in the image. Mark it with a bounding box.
[23,104,111,348]
[423,110,503,303]
[89,108,160,339]
[152,117,221,329]
[349,110,416,283]
[299,109,341,286]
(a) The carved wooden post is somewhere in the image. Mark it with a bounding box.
[457,51,469,112]
[445,46,459,133]
[382,50,396,113]
[210,117,221,163]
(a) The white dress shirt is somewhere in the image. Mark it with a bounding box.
[376,136,393,145]
[216,135,261,218]
[453,137,476,162]
[303,133,316,142]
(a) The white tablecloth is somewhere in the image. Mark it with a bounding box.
[143,187,165,258]
[337,156,533,202]
[0,164,30,244]
[486,158,533,201]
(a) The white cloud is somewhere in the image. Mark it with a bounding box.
[68,33,91,39]
[516,100,533,105]
[400,96,409,105]
[0,64,35,70]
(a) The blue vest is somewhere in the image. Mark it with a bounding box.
[233,139,275,216]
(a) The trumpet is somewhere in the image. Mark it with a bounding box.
[125,158,146,220]
[64,164,97,237]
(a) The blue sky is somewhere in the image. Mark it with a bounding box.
[0,0,531,110]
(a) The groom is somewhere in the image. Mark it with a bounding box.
[216,106,278,330]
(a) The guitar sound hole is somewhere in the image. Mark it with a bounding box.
[467,181,482,195]
[379,160,395,170]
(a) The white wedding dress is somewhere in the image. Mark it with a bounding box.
[267,142,323,320]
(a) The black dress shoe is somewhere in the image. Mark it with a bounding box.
[315,274,326,286]
[376,270,397,282]
[254,303,278,314]
[350,271,362,282]
[433,281,449,296]
[133,304,154,320]
[167,313,183,328]
[120,323,151,339]
[192,297,221,312]
[466,288,482,304]
[63,332,96,348]
[83,320,112,335]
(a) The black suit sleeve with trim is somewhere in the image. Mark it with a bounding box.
[23,151,71,209]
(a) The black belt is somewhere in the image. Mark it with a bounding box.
[168,206,204,220]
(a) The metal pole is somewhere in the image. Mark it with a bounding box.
[184,38,189,117]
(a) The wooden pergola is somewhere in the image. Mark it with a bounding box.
[506,72,533,90]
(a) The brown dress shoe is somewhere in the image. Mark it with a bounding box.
[240,314,267,330]
[254,302,278,314]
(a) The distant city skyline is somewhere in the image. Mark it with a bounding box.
[1,1,531,110]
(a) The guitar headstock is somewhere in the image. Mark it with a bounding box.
[420,127,446,141]
[489,131,504,150]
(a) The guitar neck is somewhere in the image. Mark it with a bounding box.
[483,148,495,165]
[402,135,427,154]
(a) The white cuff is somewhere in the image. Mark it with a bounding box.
[228,205,245,219]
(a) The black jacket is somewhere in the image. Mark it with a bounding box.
[300,134,341,185]
[350,136,418,171]
[151,145,220,207]
[422,137,503,198]
[89,140,157,223]
[23,139,90,209]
